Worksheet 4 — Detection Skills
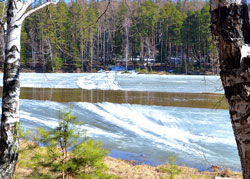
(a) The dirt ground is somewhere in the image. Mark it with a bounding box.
[105,156,242,179]
[15,140,242,179]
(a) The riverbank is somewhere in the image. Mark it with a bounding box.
[16,155,242,179]
[0,65,218,76]
[105,157,242,179]
[15,141,242,178]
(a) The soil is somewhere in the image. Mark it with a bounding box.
[105,156,242,179]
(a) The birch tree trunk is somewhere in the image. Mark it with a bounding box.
[125,17,129,72]
[90,28,93,73]
[103,30,106,65]
[0,0,58,177]
[0,1,22,177]
[210,0,250,178]
[97,21,100,65]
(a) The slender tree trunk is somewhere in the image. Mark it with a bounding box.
[0,1,22,177]
[125,17,129,72]
[32,37,36,68]
[80,27,84,72]
[90,28,93,72]
[97,22,100,65]
[0,1,58,175]
[168,40,172,68]
[47,39,54,72]
[40,36,46,72]
[140,37,144,66]
[160,36,163,67]
[103,31,106,65]
[184,44,188,74]
[210,0,250,178]
[165,26,168,68]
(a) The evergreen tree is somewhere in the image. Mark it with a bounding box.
[21,106,112,178]
[12,0,218,73]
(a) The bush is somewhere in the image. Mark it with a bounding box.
[48,57,63,71]
[160,156,182,179]
[18,106,113,179]
[166,156,182,179]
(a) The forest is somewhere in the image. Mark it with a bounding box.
[0,0,217,74]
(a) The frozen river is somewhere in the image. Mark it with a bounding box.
[0,72,240,170]
[0,72,223,93]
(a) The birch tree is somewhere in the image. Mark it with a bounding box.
[210,0,250,178]
[0,0,58,178]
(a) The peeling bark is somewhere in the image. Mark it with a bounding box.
[0,0,22,177]
[210,0,250,178]
[0,0,58,177]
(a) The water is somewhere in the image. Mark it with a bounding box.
[0,73,240,170]
[16,100,237,169]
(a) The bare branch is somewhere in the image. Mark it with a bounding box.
[20,0,59,23]
[17,0,32,19]
[96,0,110,23]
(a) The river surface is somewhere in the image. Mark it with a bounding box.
[0,72,240,170]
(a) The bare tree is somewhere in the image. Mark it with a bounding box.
[0,0,58,177]
[210,0,250,178]
[124,16,130,71]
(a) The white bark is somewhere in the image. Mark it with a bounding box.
[125,17,129,72]
[0,0,59,177]
[90,29,93,72]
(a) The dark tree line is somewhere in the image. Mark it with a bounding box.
[0,0,218,74]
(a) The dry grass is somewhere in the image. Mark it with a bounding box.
[15,141,242,179]
[105,157,242,179]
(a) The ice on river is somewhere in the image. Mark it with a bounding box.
[12,99,240,170]
[0,72,224,93]
[0,72,235,170]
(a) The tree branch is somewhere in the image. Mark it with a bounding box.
[20,0,59,23]
[96,0,110,23]
[17,0,32,19]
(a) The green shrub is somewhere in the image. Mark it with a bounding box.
[136,67,141,73]
[160,156,182,179]
[203,175,209,179]
[48,57,63,71]
[167,156,182,179]
[19,106,113,179]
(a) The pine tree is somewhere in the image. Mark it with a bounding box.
[22,106,112,179]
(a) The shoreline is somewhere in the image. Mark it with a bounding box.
[16,153,242,179]
[105,156,242,179]
[16,146,242,179]
[0,67,221,76]
[109,149,242,173]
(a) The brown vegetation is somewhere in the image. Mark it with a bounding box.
[105,157,242,179]
[16,142,242,179]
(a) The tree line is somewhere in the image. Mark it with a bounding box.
[0,0,218,74]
